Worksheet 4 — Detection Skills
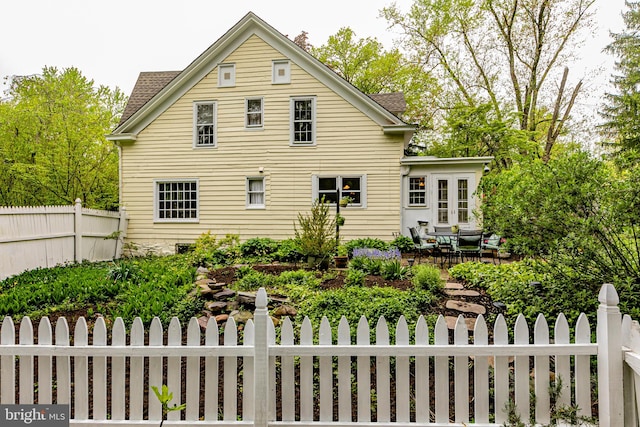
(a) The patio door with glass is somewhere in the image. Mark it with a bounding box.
[433,174,474,227]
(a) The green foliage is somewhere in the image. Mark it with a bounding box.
[380,259,410,280]
[276,270,321,288]
[273,238,304,263]
[231,270,278,292]
[390,235,414,253]
[344,268,366,287]
[0,67,125,209]
[239,237,279,262]
[151,384,186,427]
[189,232,240,268]
[294,197,337,268]
[411,264,444,293]
[295,286,434,341]
[344,238,388,257]
[106,260,141,284]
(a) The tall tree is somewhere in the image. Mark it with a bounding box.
[311,27,441,130]
[0,67,125,209]
[601,0,640,165]
[382,0,594,162]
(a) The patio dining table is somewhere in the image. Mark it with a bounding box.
[425,230,459,267]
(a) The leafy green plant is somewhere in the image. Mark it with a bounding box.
[344,268,366,287]
[189,232,240,267]
[390,234,414,253]
[294,197,337,269]
[412,264,444,293]
[381,259,410,280]
[232,270,278,292]
[273,238,304,263]
[106,260,141,284]
[239,237,279,262]
[151,384,186,427]
[344,238,389,257]
[276,270,320,288]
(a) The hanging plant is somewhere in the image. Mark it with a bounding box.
[339,196,352,207]
[336,214,346,226]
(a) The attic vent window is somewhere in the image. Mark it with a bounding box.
[219,64,235,87]
[273,60,290,84]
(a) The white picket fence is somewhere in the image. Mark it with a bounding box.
[0,199,128,280]
[0,284,635,426]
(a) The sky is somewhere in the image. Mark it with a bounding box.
[0,0,628,100]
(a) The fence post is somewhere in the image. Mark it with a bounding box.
[254,288,269,427]
[115,206,127,259]
[74,198,82,263]
[598,283,624,426]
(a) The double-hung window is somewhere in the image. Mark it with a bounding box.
[246,98,263,129]
[290,97,315,145]
[155,180,199,222]
[246,177,265,208]
[194,101,216,147]
[408,176,427,206]
[316,175,365,206]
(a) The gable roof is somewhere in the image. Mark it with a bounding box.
[108,12,414,140]
[368,93,407,116]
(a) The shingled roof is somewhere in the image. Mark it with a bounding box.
[118,72,407,127]
[368,93,407,116]
[118,71,181,126]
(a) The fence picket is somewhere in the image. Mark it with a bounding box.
[93,317,107,420]
[434,315,449,423]
[186,317,201,420]
[337,316,351,422]
[575,313,592,418]
[454,315,469,423]
[414,315,430,423]
[474,315,489,423]
[514,314,530,423]
[166,317,182,421]
[74,317,89,420]
[376,317,391,423]
[319,317,333,421]
[129,317,145,420]
[204,317,219,421]
[148,317,163,420]
[19,317,34,404]
[280,317,295,422]
[356,316,371,422]
[267,318,276,420]
[554,313,571,409]
[37,317,53,405]
[223,317,238,421]
[55,318,70,405]
[300,316,314,421]
[111,317,126,420]
[1,316,15,404]
[244,319,256,421]
[493,314,509,424]
[395,316,410,423]
[534,314,550,425]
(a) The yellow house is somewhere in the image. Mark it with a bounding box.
[107,12,490,253]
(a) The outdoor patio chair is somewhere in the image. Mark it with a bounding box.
[482,233,505,264]
[433,226,457,267]
[456,229,483,263]
[408,227,435,263]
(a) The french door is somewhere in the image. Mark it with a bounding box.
[433,175,474,227]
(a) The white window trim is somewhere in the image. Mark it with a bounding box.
[245,97,264,130]
[193,101,217,148]
[272,60,291,84]
[290,96,316,146]
[153,179,200,223]
[407,175,428,207]
[246,176,266,209]
[218,63,236,87]
[312,174,367,208]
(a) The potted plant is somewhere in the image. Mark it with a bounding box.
[339,196,352,207]
[334,244,349,268]
[294,197,337,270]
[451,224,459,233]
[336,213,346,227]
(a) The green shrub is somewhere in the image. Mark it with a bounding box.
[239,237,279,262]
[412,264,444,293]
[344,238,389,257]
[390,235,414,253]
[381,259,410,280]
[232,270,278,292]
[277,270,321,288]
[274,238,304,263]
[107,260,142,284]
[294,197,337,269]
[189,232,240,267]
[344,268,366,287]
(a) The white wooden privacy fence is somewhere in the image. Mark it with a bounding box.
[0,199,127,280]
[0,284,634,426]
